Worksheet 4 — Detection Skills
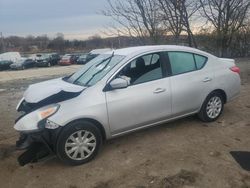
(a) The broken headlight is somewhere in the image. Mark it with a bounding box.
[37,104,60,129]
[37,104,60,120]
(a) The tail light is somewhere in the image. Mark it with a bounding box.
[230,66,240,74]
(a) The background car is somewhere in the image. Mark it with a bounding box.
[0,52,21,70]
[76,54,88,64]
[59,54,77,65]
[0,60,13,70]
[10,58,36,70]
[35,53,60,67]
[49,53,60,65]
[84,48,112,63]
[35,54,51,67]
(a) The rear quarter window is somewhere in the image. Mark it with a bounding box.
[194,54,207,69]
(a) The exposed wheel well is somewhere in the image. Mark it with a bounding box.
[211,89,227,103]
[64,118,107,141]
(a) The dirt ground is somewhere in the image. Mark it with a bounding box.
[0,59,250,188]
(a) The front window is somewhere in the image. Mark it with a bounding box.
[67,54,125,87]
[118,53,163,85]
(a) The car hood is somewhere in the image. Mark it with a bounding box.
[24,78,85,103]
[0,60,11,64]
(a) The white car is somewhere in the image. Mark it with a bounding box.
[0,52,21,70]
[14,45,241,165]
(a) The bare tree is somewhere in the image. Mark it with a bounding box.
[158,0,183,44]
[48,33,65,52]
[230,19,250,57]
[158,0,199,47]
[102,0,164,44]
[199,0,250,57]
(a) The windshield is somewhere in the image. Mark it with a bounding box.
[79,54,87,59]
[36,54,49,59]
[67,54,125,87]
[62,55,71,60]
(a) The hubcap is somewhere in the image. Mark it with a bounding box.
[65,130,96,160]
[206,96,222,119]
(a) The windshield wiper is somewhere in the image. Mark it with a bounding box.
[84,52,115,86]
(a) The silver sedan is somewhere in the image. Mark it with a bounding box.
[14,45,241,165]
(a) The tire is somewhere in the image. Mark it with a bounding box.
[56,120,102,166]
[47,62,51,67]
[198,92,224,122]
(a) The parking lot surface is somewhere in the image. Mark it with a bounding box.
[0,65,81,82]
[0,59,249,188]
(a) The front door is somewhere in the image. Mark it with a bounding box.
[105,52,172,135]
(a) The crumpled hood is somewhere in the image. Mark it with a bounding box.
[24,78,85,103]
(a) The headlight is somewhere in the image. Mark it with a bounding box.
[37,104,60,120]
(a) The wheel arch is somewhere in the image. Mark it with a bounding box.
[211,89,227,103]
[198,89,227,112]
[62,118,107,141]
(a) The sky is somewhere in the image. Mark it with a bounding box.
[0,0,113,40]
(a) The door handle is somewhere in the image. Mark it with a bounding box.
[203,77,212,82]
[153,88,166,94]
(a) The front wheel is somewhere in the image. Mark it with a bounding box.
[56,121,102,165]
[198,92,224,122]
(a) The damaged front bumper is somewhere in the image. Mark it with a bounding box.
[14,105,62,166]
[13,78,85,165]
[16,126,62,166]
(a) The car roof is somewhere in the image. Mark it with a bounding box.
[104,45,213,57]
[0,52,21,61]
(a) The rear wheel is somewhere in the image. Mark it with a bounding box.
[56,120,102,165]
[198,92,224,122]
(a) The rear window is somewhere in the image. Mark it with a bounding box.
[168,52,196,75]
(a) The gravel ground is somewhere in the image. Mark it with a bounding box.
[0,59,249,188]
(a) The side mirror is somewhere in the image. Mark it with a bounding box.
[109,77,129,89]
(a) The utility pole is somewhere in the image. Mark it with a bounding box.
[0,32,5,52]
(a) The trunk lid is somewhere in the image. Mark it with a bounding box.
[219,58,235,67]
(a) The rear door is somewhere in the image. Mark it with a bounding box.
[105,52,172,135]
[166,51,213,116]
